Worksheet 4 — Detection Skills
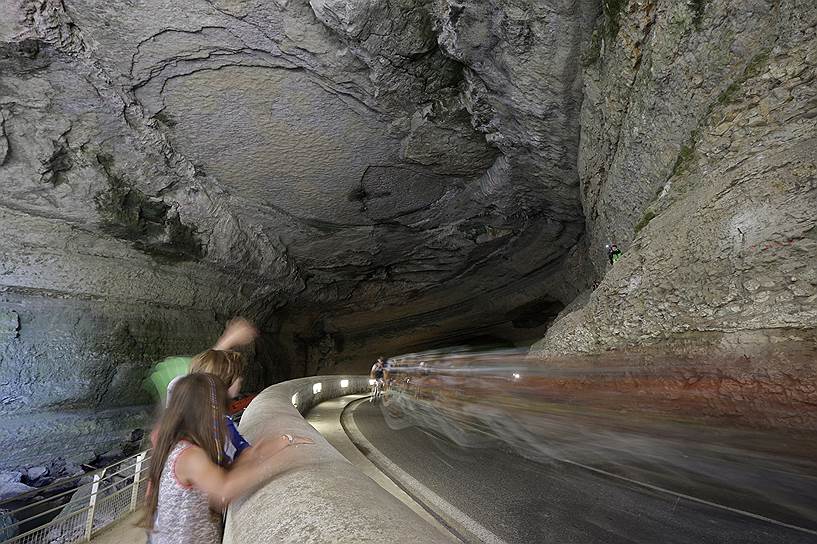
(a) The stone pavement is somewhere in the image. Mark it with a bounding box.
[91,511,146,544]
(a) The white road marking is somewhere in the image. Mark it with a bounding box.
[344,400,510,544]
[353,397,817,539]
[557,455,817,537]
[415,405,817,538]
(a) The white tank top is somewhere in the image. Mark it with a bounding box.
[150,441,222,544]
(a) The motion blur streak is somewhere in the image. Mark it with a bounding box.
[381,347,817,531]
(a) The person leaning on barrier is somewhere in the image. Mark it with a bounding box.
[143,373,313,544]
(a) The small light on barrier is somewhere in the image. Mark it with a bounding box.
[368,379,376,386]
[340,379,349,388]
[312,382,322,395]
[512,373,521,380]
[291,393,298,406]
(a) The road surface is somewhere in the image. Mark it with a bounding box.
[349,399,816,544]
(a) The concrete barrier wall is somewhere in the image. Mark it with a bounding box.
[223,375,453,544]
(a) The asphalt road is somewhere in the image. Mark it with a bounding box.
[350,399,817,544]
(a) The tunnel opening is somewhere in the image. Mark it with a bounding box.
[505,296,566,329]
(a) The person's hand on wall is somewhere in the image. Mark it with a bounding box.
[255,434,315,456]
[232,434,314,469]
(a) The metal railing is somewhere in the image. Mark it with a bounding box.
[0,405,250,544]
[0,450,150,544]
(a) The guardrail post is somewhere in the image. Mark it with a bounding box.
[84,470,104,541]
[130,452,147,512]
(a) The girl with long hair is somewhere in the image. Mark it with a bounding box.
[143,373,311,544]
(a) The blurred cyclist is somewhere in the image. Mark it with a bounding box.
[370,357,386,401]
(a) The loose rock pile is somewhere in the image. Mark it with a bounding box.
[0,428,146,539]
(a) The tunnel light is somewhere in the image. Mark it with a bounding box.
[512,373,521,380]
[291,393,298,406]
[340,379,349,388]
[312,382,322,395]
[368,378,376,386]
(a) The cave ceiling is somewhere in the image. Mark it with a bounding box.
[1,0,597,361]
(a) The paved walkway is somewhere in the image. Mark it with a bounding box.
[91,510,146,544]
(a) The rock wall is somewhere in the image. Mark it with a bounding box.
[0,2,294,467]
[5,0,813,468]
[536,0,817,357]
[1,0,598,467]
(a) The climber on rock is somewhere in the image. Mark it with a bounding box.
[607,243,622,265]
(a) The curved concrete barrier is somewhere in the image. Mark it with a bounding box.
[223,375,453,544]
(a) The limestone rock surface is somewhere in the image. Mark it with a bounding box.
[2,0,815,469]
[0,0,595,466]
[536,0,817,361]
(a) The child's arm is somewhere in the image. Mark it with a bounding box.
[176,435,312,506]
[213,318,258,351]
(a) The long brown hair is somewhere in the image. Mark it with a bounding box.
[142,373,229,529]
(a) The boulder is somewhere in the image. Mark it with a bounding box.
[0,471,34,501]
[0,509,18,541]
[24,465,48,482]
